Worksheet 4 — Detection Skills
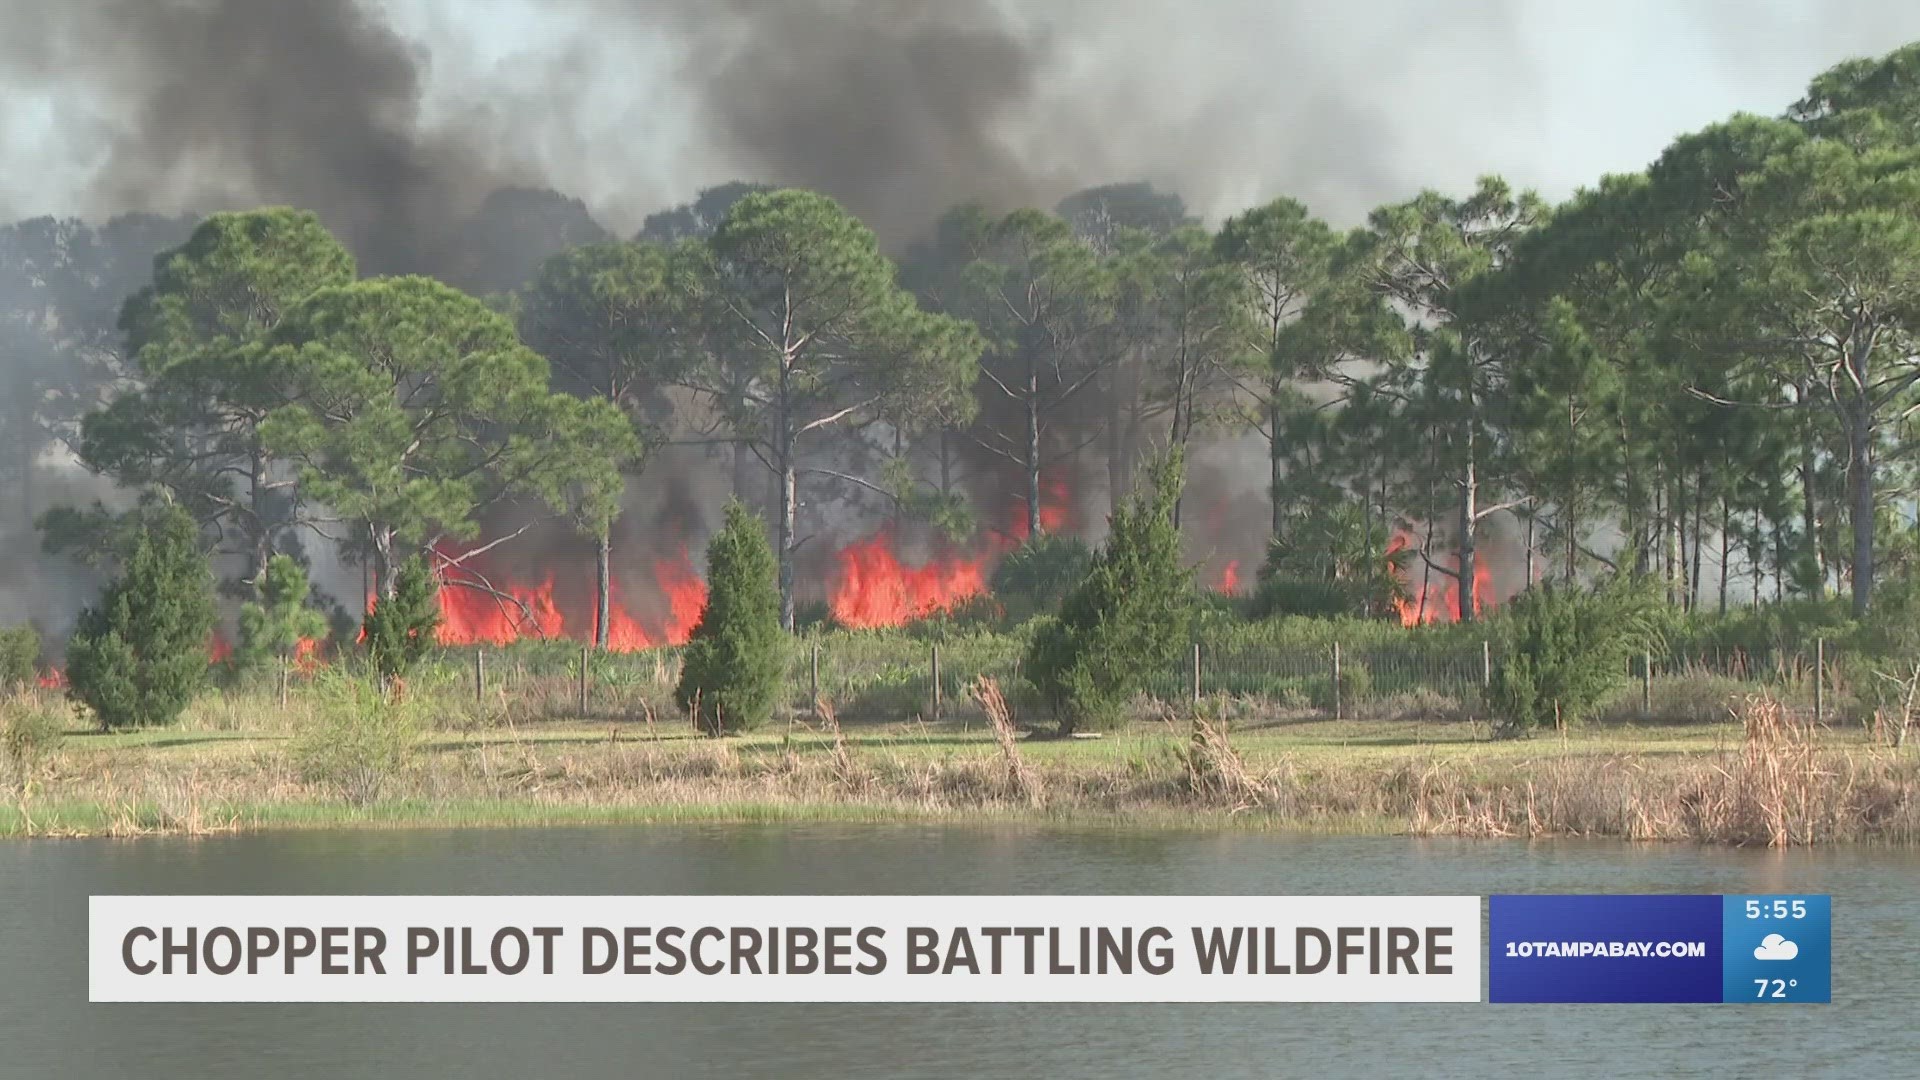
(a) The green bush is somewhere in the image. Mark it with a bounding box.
[677,500,786,735]
[1026,452,1192,733]
[362,556,440,685]
[990,534,1093,622]
[1485,577,1668,735]
[291,670,419,804]
[0,626,38,690]
[66,501,217,729]
[2,695,67,786]
[1252,576,1373,620]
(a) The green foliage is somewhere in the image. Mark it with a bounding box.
[65,501,216,729]
[260,275,640,591]
[1025,451,1193,732]
[677,501,786,734]
[1252,576,1377,620]
[291,670,420,805]
[1485,578,1669,735]
[0,626,38,690]
[989,534,1094,622]
[82,209,356,570]
[2,695,67,788]
[361,557,440,685]
[235,554,328,673]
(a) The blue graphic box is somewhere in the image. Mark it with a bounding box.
[1490,894,1721,1003]
[1490,894,1830,1003]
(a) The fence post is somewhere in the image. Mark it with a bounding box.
[1641,651,1652,719]
[809,643,820,716]
[279,659,290,709]
[1332,641,1343,720]
[1191,642,1202,706]
[931,644,942,720]
[475,648,485,704]
[578,644,589,719]
[1481,640,1492,689]
[1814,638,1825,724]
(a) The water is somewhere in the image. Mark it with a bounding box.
[2,827,1915,1078]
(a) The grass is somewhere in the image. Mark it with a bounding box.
[4,673,1915,845]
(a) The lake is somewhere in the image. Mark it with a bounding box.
[2,827,1914,1078]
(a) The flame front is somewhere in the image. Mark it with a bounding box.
[1389,529,1497,626]
[829,527,987,629]
[434,548,708,651]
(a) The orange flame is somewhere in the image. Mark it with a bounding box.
[1389,529,1496,626]
[36,667,64,689]
[293,637,321,674]
[209,632,232,664]
[1217,560,1241,595]
[829,527,987,629]
[433,548,708,652]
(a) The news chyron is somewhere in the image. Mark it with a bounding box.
[90,894,1831,1003]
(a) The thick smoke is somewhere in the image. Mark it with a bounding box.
[0,0,530,273]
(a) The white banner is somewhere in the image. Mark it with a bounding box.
[90,895,1481,1002]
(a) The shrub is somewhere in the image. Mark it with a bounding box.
[66,501,217,729]
[362,556,440,685]
[990,534,1093,622]
[291,671,419,804]
[236,554,328,675]
[2,695,67,787]
[677,500,786,734]
[0,625,38,690]
[1485,577,1667,735]
[1252,576,1373,620]
[1025,451,1192,733]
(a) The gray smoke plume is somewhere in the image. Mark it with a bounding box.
[0,0,530,273]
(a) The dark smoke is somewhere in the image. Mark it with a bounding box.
[609,0,1058,242]
[1,0,529,273]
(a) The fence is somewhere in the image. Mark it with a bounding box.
[421,636,1847,727]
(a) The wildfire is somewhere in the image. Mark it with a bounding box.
[1388,530,1496,626]
[209,632,232,664]
[1217,560,1241,595]
[1006,476,1072,543]
[293,637,321,673]
[36,667,64,689]
[434,548,708,651]
[830,527,988,629]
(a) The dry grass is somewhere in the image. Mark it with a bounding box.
[973,676,1042,806]
[4,685,1916,844]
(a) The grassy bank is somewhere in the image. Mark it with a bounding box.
[4,680,1915,845]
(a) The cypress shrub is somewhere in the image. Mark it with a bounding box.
[677,500,786,734]
[1025,451,1193,734]
[66,502,216,729]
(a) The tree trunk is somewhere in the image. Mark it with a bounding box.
[1457,423,1478,624]
[371,525,396,601]
[1798,399,1823,600]
[1025,374,1043,540]
[1269,399,1285,541]
[1728,495,1743,614]
[1524,509,1536,587]
[1847,395,1875,618]
[594,532,612,649]
[1689,475,1705,615]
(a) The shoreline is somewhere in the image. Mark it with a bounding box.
[6,710,1916,844]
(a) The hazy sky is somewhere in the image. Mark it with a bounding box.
[3,0,1918,234]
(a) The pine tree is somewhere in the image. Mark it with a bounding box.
[1025,450,1193,734]
[361,556,440,686]
[235,554,328,674]
[66,501,216,729]
[676,500,785,735]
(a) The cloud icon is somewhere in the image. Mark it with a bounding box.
[1754,934,1799,961]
